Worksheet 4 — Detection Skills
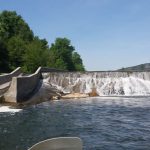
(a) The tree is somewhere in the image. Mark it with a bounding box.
[23,38,49,72]
[0,11,86,73]
[7,36,26,70]
[0,10,33,41]
[49,38,84,71]
[140,64,145,71]
[54,58,67,70]
[49,38,75,70]
[72,52,85,71]
[0,39,9,72]
[0,10,34,72]
[121,67,125,71]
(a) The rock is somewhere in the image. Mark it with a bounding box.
[52,96,60,100]
[88,88,99,97]
[62,93,88,99]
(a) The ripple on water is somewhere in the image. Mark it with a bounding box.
[0,97,150,150]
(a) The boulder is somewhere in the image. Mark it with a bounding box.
[88,88,99,97]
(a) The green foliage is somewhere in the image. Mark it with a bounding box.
[121,67,125,71]
[54,59,67,70]
[0,10,33,41]
[72,52,85,71]
[0,10,85,73]
[0,10,34,72]
[49,38,75,70]
[0,40,9,72]
[140,64,145,70]
[49,38,85,71]
[23,38,49,72]
[7,36,26,70]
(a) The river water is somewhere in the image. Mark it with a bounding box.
[0,97,150,150]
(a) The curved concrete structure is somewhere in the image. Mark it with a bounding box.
[3,67,63,103]
[4,67,41,103]
[0,67,21,85]
[0,67,21,95]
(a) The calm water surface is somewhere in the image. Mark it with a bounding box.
[0,97,150,150]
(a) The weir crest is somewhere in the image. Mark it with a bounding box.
[43,72,150,96]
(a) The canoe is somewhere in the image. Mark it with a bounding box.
[28,137,83,150]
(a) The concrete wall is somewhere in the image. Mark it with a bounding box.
[16,67,41,102]
[4,77,18,103]
[0,67,21,85]
[4,67,65,103]
[0,85,9,95]
[4,67,41,103]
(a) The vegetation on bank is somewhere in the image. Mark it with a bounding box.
[0,10,85,73]
[118,63,150,72]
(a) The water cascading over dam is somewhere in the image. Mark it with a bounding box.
[43,71,150,96]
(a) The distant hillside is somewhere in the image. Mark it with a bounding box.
[118,63,150,72]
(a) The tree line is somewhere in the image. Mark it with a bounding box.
[0,11,85,73]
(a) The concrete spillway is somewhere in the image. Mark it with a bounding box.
[43,72,150,96]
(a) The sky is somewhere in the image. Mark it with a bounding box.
[0,0,150,71]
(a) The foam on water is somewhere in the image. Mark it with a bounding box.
[0,106,22,113]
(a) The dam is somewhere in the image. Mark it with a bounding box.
[1,68,150,103]
[43,71,150,96]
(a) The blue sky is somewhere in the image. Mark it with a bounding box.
[0,0,150,71]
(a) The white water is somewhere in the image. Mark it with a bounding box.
[0,106,22,113]
[43,72,150,96]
